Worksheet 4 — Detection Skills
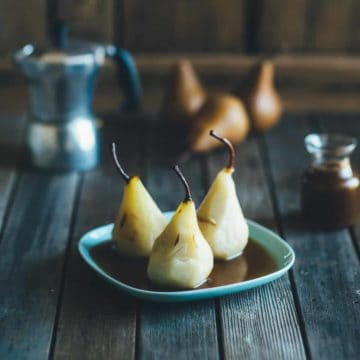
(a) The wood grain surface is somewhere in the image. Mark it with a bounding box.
[52,118,142,360]
[0,114,25,236]
[264,115,360,359]
[122,0,246,52]
[205,136,306,359]
[256,0,309,52]
[0,0,47,54]
[3,0,359,53]
[305,0,356,52]
[0,107,359,359]
[0,172,79,359]
[137,123,219,360]
[57,0,115,42]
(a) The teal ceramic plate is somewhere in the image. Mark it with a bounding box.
[78,211,295,302]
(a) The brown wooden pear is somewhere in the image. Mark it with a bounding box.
[188,94,249,153]
[161,59,206,126]
[244,61,283,131]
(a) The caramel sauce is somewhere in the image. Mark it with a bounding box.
[89,239,277,291]
[301,164,360,229]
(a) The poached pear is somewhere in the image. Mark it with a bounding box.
[188,94,249,153]
[244,60,283,131]
[161,59,206,126]
[197,131,249,260]
[111,143,167,258]
[147,165,214,289]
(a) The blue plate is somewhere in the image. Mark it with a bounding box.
[78,211,295,302]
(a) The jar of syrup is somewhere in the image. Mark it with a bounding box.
[301,133,359,230]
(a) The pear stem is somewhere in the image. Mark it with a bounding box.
[111,142,130,183]
[209,130,235,169]
[173,165,192,202]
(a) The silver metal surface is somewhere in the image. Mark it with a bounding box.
[14,42,106,171]
[26,117,100,171]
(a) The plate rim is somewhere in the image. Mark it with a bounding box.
[78,212,295,301]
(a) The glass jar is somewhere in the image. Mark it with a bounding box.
[301,133,359,230]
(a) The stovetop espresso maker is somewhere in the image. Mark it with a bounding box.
[13,25,142,171]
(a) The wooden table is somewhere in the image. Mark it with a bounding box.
[0,111,359,359]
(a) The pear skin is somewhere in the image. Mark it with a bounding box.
[188,94,249,153]
[198,169,249,260]
[244,61,283,131]
[197,131,249,260]
[112,176,167,258]
[111,143,166,258]
[147,166,213,289]
[148,200,214,289]
[161,59,206,125]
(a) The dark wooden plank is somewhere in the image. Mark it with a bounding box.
[139,300,219,360]
[0,114,26,235]
[0,0,47,55]
[0,167,16,231]
[57,0,115,42]
[208,0,246,52]
[315,113,360,251]
[348,1,360,52]
[250,0,359,53]
[3,54,360,113]
[52,117,141,359]
[256,0,308,52]
[123,0,245,52]
[138,123,219,360]
[305,0,356,52]
[264,114,360,359]
[204,136,306,359]
[0,172,79,359]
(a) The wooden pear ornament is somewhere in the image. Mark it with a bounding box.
[147,165,214,289]
[188,94,250,153]
[111,143,167,258]
[197,131,249,260]
[161,59,206,126]
[244,60,283,131]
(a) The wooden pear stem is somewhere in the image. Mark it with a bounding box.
[209,130,235,169]
[111,142,130,183]
[173,165,192,202]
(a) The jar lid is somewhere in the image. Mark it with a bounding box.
[305,133,357,157]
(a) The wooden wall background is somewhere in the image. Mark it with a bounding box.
[1,0,359,112]
[0,0,359,55]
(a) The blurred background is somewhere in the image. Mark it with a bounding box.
[0,0,359,113]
